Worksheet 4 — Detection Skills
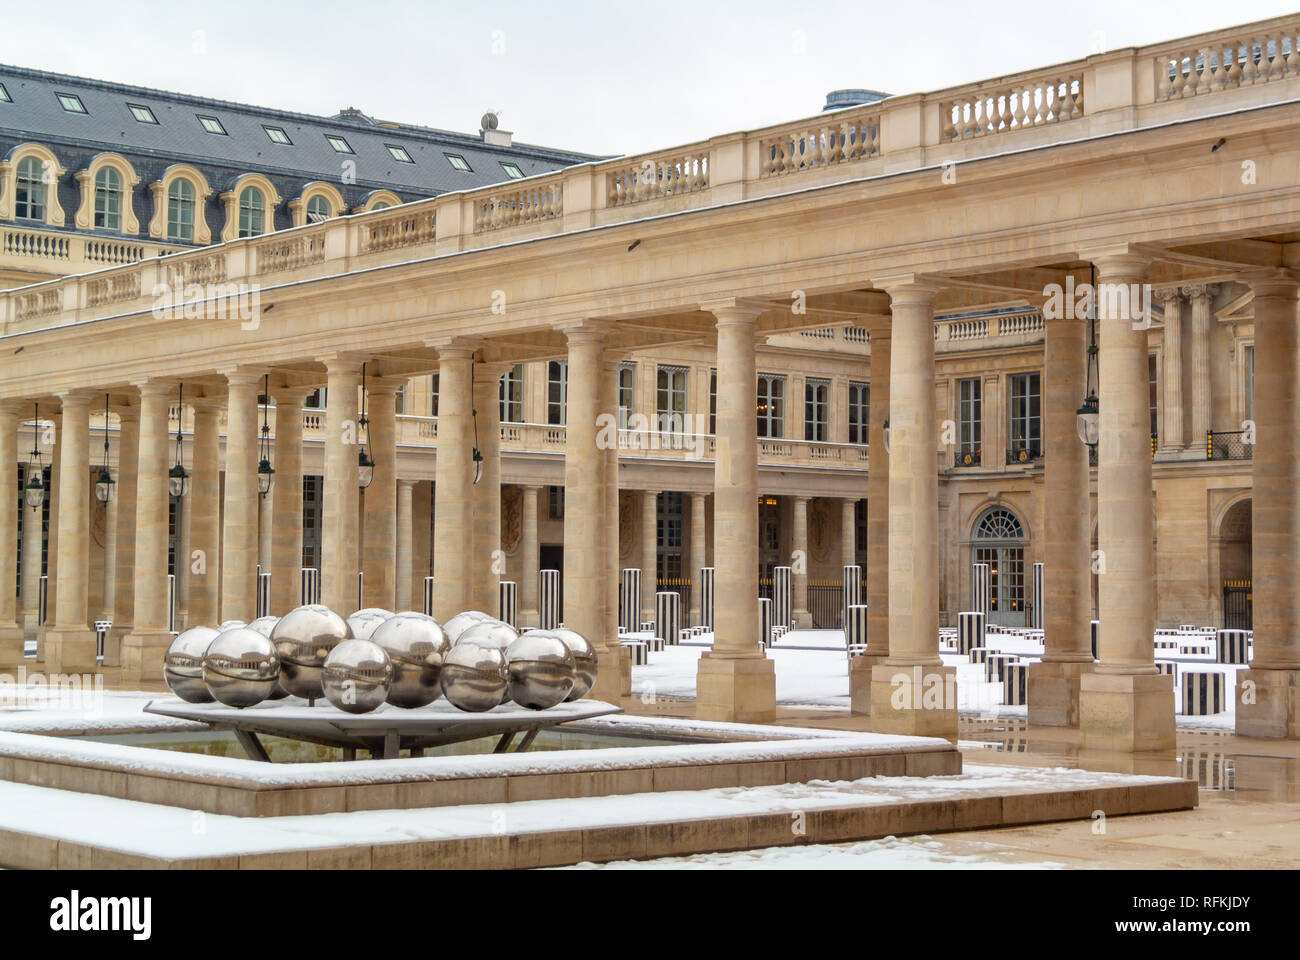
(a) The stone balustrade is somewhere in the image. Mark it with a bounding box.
[5,13,1300,336]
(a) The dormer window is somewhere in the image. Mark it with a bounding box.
[386,144,414,163]
[198,115,227,135]
[264,125,291,145]
[0,83,11,103]
[327,135,353,154]
[129,104,158,124]
[501,162,524,179]
[446,154,471,172]
[57,93,87,114]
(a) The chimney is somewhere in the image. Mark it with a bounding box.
[480,110,513,147]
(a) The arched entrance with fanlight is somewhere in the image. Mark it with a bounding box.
[1218,497,1252,628]
[972,506,1027,626]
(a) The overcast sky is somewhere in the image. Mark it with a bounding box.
[1,0,1293,156]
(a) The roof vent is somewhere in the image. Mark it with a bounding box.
[822,89,890,111]
[480,110,512,147]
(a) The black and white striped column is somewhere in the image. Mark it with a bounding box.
[758,596,772,649]
[301,567,321,606]
[972,562,990,623]
[1181,671,1226,715]
[655,590,680,649]
[985,653,1017,683]
[422,576,435,616]
[256,571,272,619]
[957,611,985,655]
[773,565,792,630]
[700,566,714,631]
[1090,619,1099,660]
[167,573,177,634]
[842,564,862,628]
[1030,562,1043,629]
[620,568,642,635]
[539,569,560,630]
[1216,629,1250,664]
[1003,663,1029,705]
[499,580,518,629]
[846,603,869,652]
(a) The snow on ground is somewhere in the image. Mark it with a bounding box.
[561,834,1068,870]
[0,762,1174,861]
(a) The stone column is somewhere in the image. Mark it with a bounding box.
[396,479,415,611]
[100,476,118,624]
[362,378,398,611]
[641,489,657,622]
[601,355,621,654]
[853,319,890,714]
[696,299,775,723]
[690,492,706,625]
[1028,298,1095,726]
[561,322,629,700]
[791,496,811,627]
[1158,289,1185,452]
[1187,284,1214,445]
[0,401,21,662]
[322,358,361,614]
[867,279,954,737]
[841,498,857,570]
[269,387,309,616]
[220,370,262,623]
[45,392,95,672]
[470,366,502,615]
[108,405,141,646]
[40,421,60,657]
[520,485,541,626]
[20,407,46,643]
[1237,273,1300,738]
[187,401,221,627]
[432,344,474,621]
[122,382,174,682]
[1078,250,1174,752]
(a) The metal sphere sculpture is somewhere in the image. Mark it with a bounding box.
[372,612,450,708]
[442,610,493,644]
[163,626,220,703]
[506,632,576,710]
[218,620,247,632]
[456,619,518,651]
[244,615,291,700]
[346,608,393,641]
[440,643,508,712]
[270,605,353,701]
[553,628,599,700]
[321,638,394,714]
[202,627,281,708]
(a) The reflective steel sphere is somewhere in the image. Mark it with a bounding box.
[506,632,576,710]
[372,612,450,708]
[321,638,394,714]
[270,605,353,701]
[456,619,518,651]
[246,616,279,637]
[554,628,599,701]
[163,626,219,703]
[443,610,493,644]
[440,643,508,712]
[347,608,393,641]
[202,627,280,708]
[218,620,247,632]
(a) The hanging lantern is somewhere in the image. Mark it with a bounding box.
[1076,265,1100,450]
[23,403,45,511]
[95,393,115,504]
[257,375,276,497]
[170,383,190,499]
[358,362,374,489]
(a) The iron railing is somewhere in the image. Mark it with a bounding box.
[1207,429,1253,460]
[1222,578,1252,629]
[954,447,981,467]
[1006,442,1042,465]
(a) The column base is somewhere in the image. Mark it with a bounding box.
[1235,668,1300,739]
[0,624,24,667]
[850,652,888,715]
[1027,659,1094,727]
[868,663,958,740]
[695,655,776,724]
[42,628,100,675]
[1079,672,1175,752]
[120,631,175,686]
[589,645,631,702]
[793,610,812,630]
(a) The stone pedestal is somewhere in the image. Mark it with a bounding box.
[1079,672,1176,752]
[849,651,887,715]
[696,655,776,724]
[0,626,23,666]
[1236,668,1300,739]
[121,631,172,683]
[868,663,957,739]
[1027,660,1093,727]
[43,628,99,674]
[590,645,631,704]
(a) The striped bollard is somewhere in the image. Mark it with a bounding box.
[1090,620,1099,660]
[1030,562,1043,629]
[655,591,681,649]
[957,611,985,655]
[846,603,869,656]
[969,646,989,664]
[1216,629,1249,664]
[985,653,1017,683]
[301,567,321,605]
[620,569,642,635]
[758,597,772,650]
[773,565,792,631]
[972,562,991,623]
[256,571,272,619]
[700,567,714,631]
[1003,663,1029,705]
[842,564,862,629]
[38,575,48,625]
[422,576,435,616]
[539,569,560,630]
[357,571,364,612]
[1181,672,1227,715]
[94,620,111,662]
[167,574,177,633]
[1155,660,1176,675]
[499,581,518,630]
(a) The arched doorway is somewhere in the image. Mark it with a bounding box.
[973,506,1026,626]
[1219,498,1252,628]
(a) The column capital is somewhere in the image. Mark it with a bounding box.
[428,338,480,361]
[364,375,406,397]
[555,318,612,342]
[219,366,270,387]
[56,389,96,406]
[131,379,173,400]
[1155,286,1184,304]
[0,398,24,417]
[1077,244,1153,279]
[700,297,768,324]
[869,273,942,302]
[397,477,417,490]
[268,383,318,404]
[1239,270,1300,299]
[318,354,365,375]
[1180,282,1220,301]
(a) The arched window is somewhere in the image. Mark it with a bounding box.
[167,178,196,241]
[306,194,331,223]
[238,186,265,238]
[973,507,1026,626]
[93,166,122,230]
[15,156,46,221]
[371,201,391,210]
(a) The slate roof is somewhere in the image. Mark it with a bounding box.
[0,63,601,242]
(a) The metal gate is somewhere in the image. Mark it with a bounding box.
[1222,579,1252,629]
